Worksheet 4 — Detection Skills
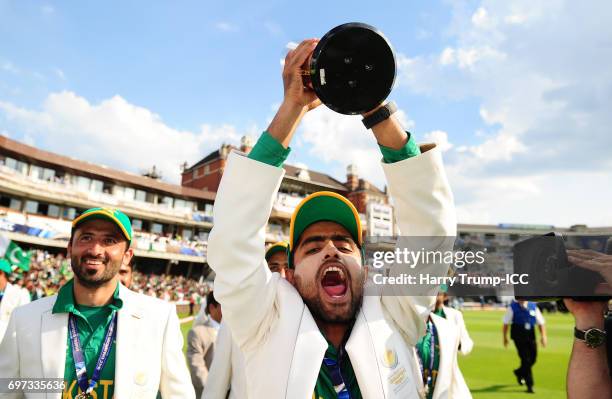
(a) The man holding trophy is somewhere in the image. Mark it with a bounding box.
[208,23,457,399]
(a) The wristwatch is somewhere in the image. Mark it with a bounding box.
[574,327,607,348]
[362,101,397,130]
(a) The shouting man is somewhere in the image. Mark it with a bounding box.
[207,39,456,398]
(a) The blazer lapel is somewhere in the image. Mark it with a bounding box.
[345,308,385,399]
[40,308,68,379]
[114,287,143,399]
[349,297,422,399]
[286,307,327,399]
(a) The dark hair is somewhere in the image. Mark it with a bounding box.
[205,291,219,314]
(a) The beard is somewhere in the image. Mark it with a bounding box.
[294,267,365,324]
[71,254,122,288]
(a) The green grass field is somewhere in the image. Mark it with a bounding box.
[460,309,572,399]
[179,309,574,398]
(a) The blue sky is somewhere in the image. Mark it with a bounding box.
[1,0,611,226]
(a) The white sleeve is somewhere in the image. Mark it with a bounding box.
[0,309,24,399]
[159,303,196,399]
[207,152,284,349]
[202,322,233,399]
[455,310,474,355]
[535,307,545,325]
[502,306,513,325]
[20,289,31,306]
[380,145,457,346]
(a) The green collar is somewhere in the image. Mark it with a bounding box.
[52,279,123,314]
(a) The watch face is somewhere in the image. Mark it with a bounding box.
[585,329,606,348]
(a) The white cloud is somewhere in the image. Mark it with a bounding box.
[396,0,612,226]
[54,68,66,81]
[0,91,245,184]
[1,62,20,75]
[298,105,415,189]
[423,130,453,152]
[471,7,493,29]
[214,22,239,32]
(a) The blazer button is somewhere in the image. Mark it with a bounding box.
[134,372,148,386]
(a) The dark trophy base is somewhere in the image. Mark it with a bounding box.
[308,22,396,115]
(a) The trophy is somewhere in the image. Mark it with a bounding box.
[302,22,396,115]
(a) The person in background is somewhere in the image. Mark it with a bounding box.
[187,291,222,398]
[118,257,134,288]
[503,300,547,394]
[436,289,474,355]
[0,259,31,342]
[203,242,289,399]
[414,287,472,398]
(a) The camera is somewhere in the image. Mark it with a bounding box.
[513,232,609,301]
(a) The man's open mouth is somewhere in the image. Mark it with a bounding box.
[320,266,348,298]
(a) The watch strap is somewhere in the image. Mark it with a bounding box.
[362,101,397,130]
[574,327,586,341]
[574,326,607,348]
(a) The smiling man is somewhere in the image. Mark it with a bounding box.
[207,39,457,398]
[0,207,194,399]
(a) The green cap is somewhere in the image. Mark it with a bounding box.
[265,241,289,261]
[289,191,362,252]
[0,259,11,274]
[72,207,132,243]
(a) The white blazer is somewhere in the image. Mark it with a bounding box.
[202,321,247,399]
[0,284,195,399]
[207,146,456,399]
[443,307,473,356]
[413,314,472,399]
[0,282,30,342]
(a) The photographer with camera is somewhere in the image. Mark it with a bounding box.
[564,249,611,399]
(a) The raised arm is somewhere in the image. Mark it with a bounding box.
[207,39,321,348]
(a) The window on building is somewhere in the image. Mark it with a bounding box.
[174,199,186,209]
[184,201,195,211]
[37,203,49,216]
[76,176,91,191]
[48,204,60,218]
[30,165,42,179]
[124,187,135,200]
[63,207,77,220]
[4,157,28,174]
[145,192,156,203]
[90,179,104,193]
[182,228,193,240]
[24,200,38,214]
[141,220,150,231]
[151,222,163,234]
[132,219,143,231]
[204,165,210,175]
[0,195,10,208]
[135,189,147,202]
[42,167,56,181]
[3,157,16,169]
[9,198,22,211]
[161,196,173,208]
